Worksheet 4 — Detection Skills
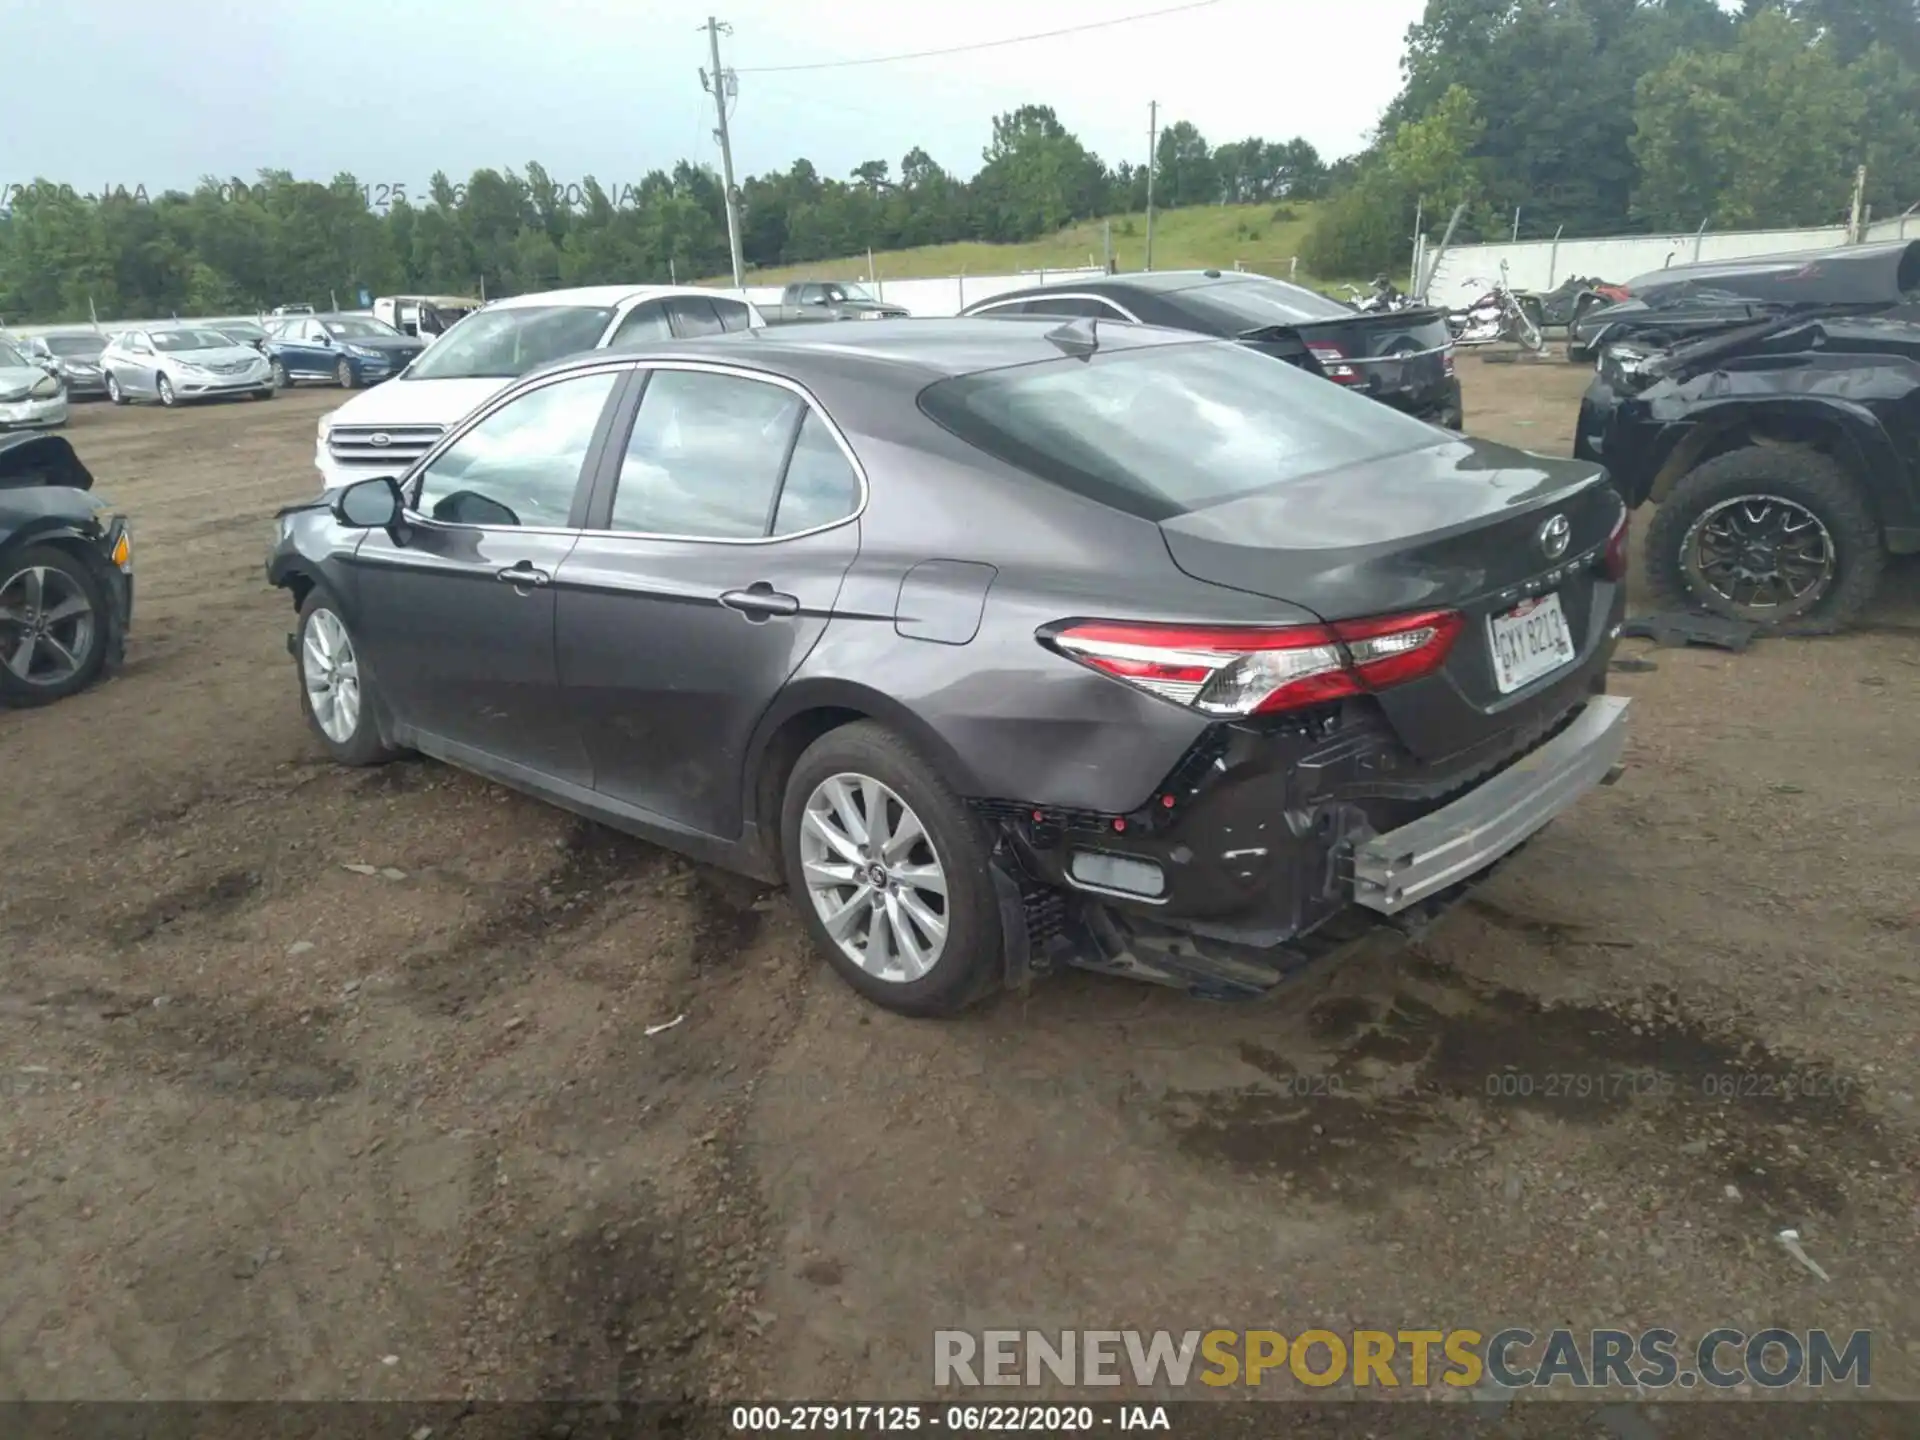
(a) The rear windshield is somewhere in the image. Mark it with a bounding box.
[919,340,1446,522]
[1172,276,1353,330]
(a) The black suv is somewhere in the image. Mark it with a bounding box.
[1575,290,1920,630]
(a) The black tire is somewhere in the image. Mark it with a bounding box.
[252,388,275,401]
[294,591,401,766]
[1646,445,1884,633]
[336,358,356,390]
[779,721,1004,1017]
[0,544,112,708]
[270,359,290,389]
[105,374,127,405]
[155,373,177,407]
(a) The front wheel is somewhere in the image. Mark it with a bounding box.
[270,358,290,389]
[336,358,356,389]
[0,545,112,707]
[1646,446,1885,632]
[295,593,401,765]
[1508,304,1544,352]
[780,721,1004,1017]
[155,374,177,407]
[105,374,127,405]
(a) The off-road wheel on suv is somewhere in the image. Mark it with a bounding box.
[780,721,1004,1017]
[295,591,401,766]
[1647,444,1884,632]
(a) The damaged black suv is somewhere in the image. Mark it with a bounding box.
[1575,240,1920,630]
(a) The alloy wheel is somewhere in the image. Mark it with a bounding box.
[271,360,289,388]
[301,608,363,743]
[1681,493,1836,621]
[0,564,97,688]
[336,358,353,388]
[156,374,175,406]
[798,772,950,983]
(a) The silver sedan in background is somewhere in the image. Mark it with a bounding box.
[99,326,276,407]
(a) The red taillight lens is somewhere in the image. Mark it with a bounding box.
[1602,506,1630,581]
[1442,345,1457,376]
[1046,611,1462,717]
[1305,341,1360,383]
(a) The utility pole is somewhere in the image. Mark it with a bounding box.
[1848,164,1868,243]
[1145,100,1159,272]
[702,16,747,289]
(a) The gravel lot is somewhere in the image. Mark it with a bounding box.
[2,358,1917,1416]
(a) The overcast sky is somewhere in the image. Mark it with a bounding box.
[5,0,1425,198]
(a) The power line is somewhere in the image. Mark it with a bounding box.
[735,0,1222,75]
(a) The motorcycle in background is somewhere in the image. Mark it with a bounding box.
[1447,263,1545,351]
[1345,274,1417,313]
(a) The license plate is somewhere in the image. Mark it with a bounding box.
[1488,592,1575,694]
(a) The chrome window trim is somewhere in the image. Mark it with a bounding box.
[964,292,1142,324]
[398,357,870,546]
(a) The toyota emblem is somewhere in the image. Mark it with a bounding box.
[1537,513,1571,560]
[368,432,392,447]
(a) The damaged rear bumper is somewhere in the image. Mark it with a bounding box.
[1351,695,1629,915]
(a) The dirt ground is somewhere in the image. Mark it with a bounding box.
[3,357,1917,1416]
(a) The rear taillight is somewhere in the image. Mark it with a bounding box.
[1442,345,1457,376]
[1305,341,1360,383]
[1045,611,1463,718]
[1601,506,1630,581]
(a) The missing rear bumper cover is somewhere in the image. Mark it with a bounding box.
[1351,695,1630,915]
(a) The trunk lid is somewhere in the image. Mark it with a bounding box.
[1276,308,1454,414]
[1158,435,1621,758]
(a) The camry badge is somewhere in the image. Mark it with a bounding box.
[1537,513,1571,560]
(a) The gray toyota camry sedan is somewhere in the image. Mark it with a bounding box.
[266,318,1631,1016]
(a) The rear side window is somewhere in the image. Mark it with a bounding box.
[919,341,1445,522]
[610,369,803,537]
[713,298,754,333]
[610,301,672,345]
[1022,296,1127,320]
[773,412,860,535]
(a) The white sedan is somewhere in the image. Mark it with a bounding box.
[0,338,68,430]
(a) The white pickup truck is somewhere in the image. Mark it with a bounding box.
[371,295,483,344]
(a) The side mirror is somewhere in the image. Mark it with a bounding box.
[316,333,333,347]
[331,475,404,531]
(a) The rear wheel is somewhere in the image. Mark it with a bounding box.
[780,722,1003,1017]
[0,545,111,707]
[1647,445,1884,632]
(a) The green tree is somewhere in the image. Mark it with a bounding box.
[1631,8,1865,227]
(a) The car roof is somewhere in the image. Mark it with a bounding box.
[572,315,1208,387]
[486,284,756,311]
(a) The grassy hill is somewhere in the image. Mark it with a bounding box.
[713,202,1338,290]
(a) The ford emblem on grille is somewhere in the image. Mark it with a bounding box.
[369,433,392,447]
[1537,513,1571,560]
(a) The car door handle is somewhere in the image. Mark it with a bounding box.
[720,585,800,618]
[496,563,551,587]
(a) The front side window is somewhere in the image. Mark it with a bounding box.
[404,305,615,381]
[665,297,723,338]
[413,370,619,528]
[609,301,672,346]
[608,369,805,538]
